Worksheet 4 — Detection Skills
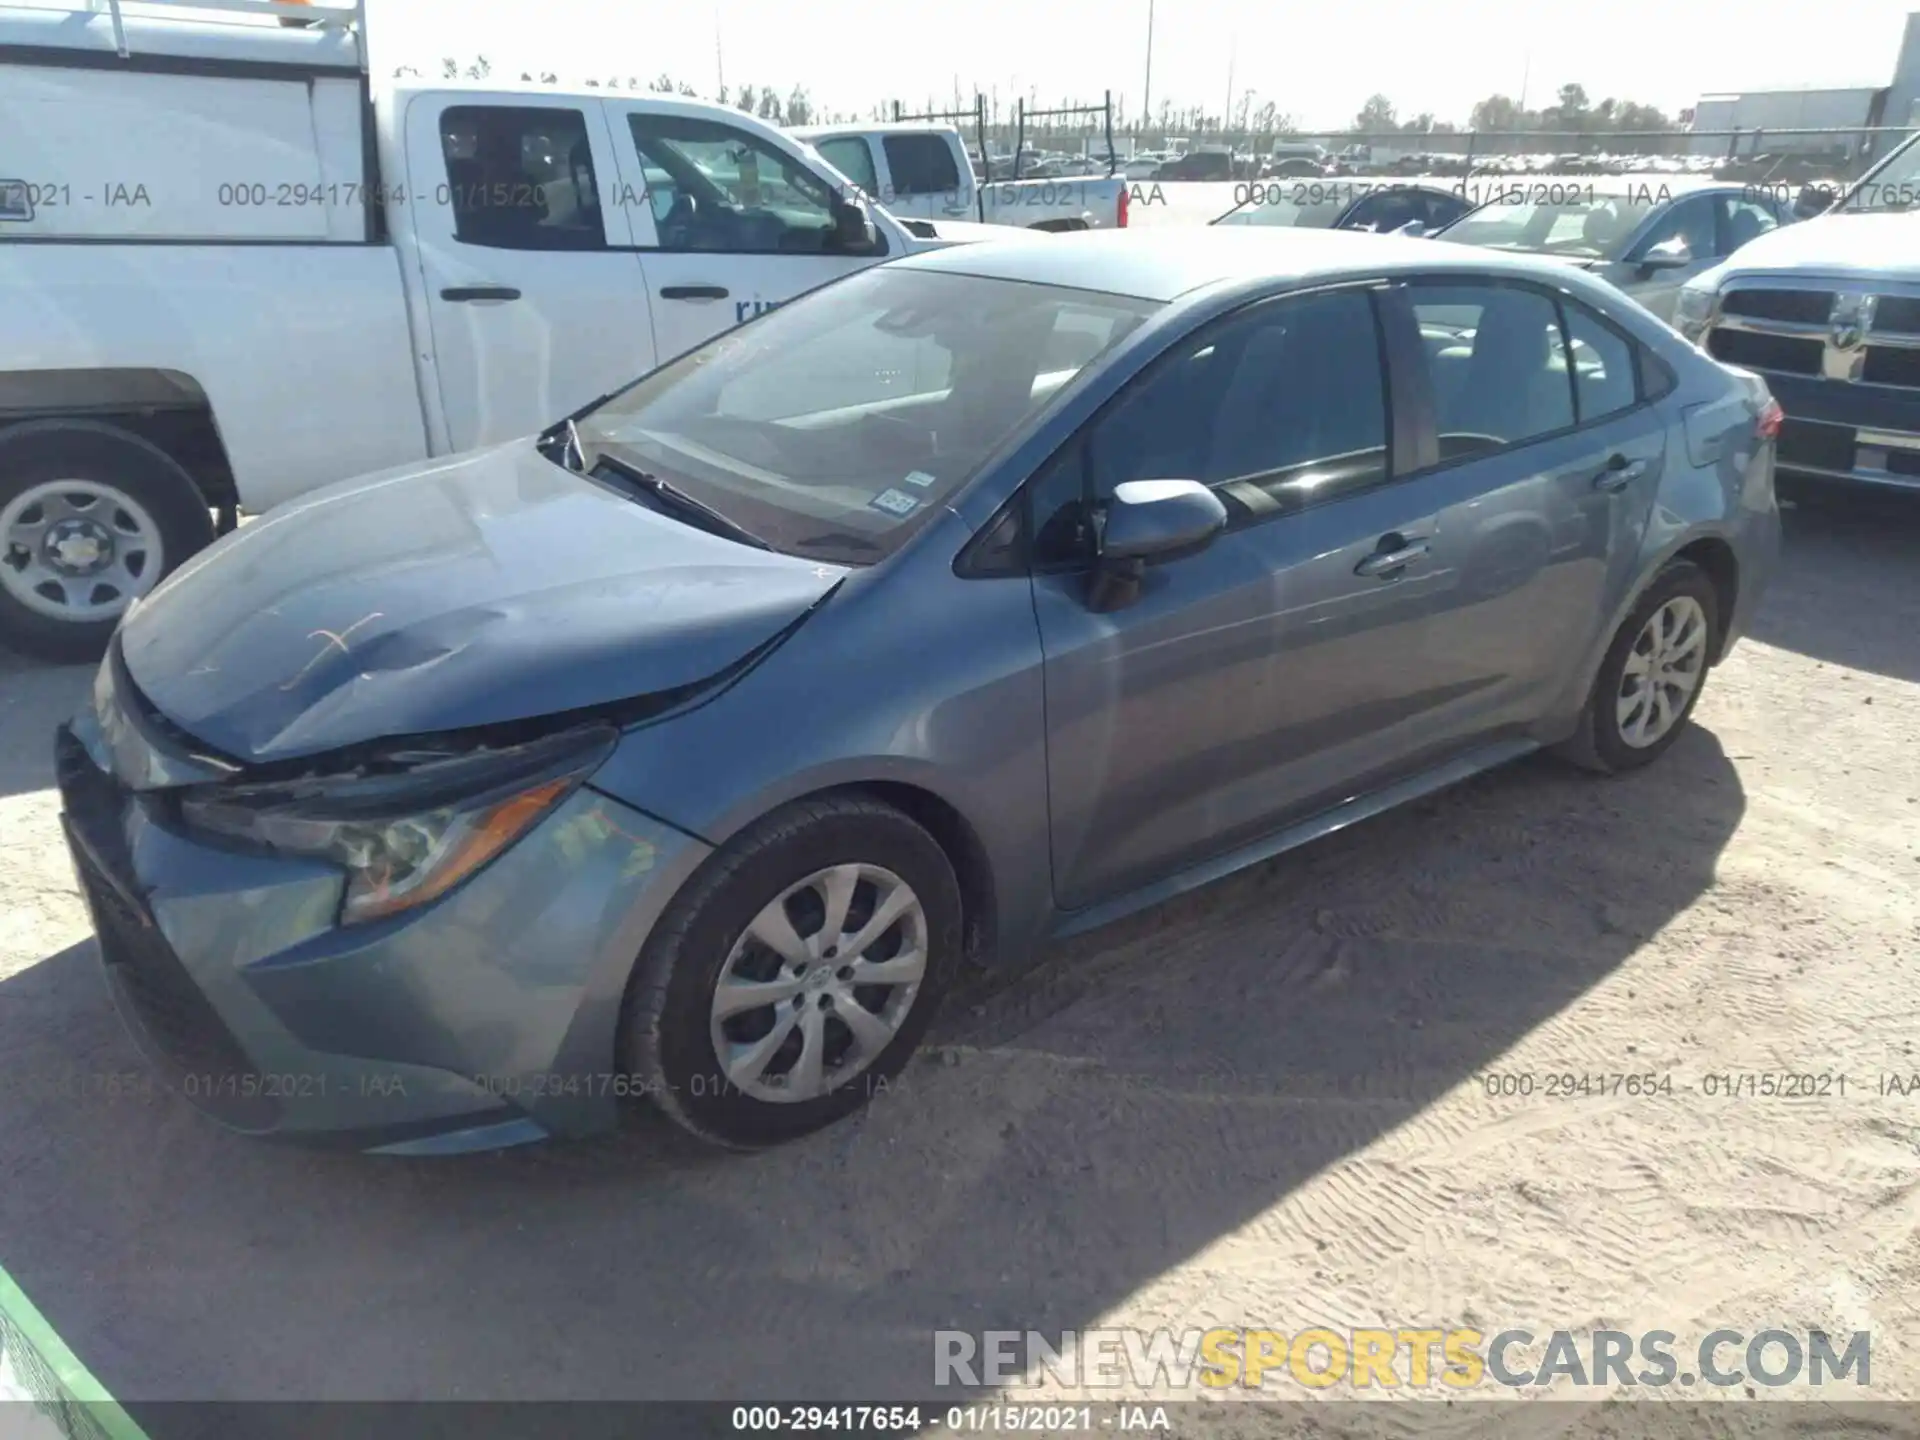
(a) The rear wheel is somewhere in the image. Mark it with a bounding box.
[1556,559,1720,774]
[621,795,962,1149]
[0,420,214,663]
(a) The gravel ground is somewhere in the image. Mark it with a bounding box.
[1,489,1918,1430]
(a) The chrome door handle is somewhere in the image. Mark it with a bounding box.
[1594,454,1650,492]
[1354,539,1430,577]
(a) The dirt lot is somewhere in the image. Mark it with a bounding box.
[1,491,1919,1430]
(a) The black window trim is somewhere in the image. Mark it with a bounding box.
[1006,277,1406,575]
[1390,272,1667,483]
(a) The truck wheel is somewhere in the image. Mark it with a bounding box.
[0,420,214,663]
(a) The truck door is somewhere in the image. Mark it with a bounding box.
[600,102,892,365]
[400,92,655,452]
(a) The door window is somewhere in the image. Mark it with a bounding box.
[1032,288,1390,561]
[626,113,841,253]
[1562,300,1639,423]
[815,136,879,196]
[1632,194,1716,262]
[438,105,605,250]
[1716,195,1781,254]
[881,134,963,198]
[1409,283,1574,459]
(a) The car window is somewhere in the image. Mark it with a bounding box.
[1633,194,1717,261]
[1717,195,1780,254]
[626,113,839,254]
[1422,192,1471,230]
[882,134,962,198]
[438,106,605,251]
[1409,283,1574,459]
[1562,301,1638,423]
[1439,195,1659,259]
[814,137,879,197]
[1033,289,1389,552]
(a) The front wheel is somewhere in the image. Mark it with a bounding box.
[1555,559,1721,774]
[0,420,214,663]
[621,795,963,1149]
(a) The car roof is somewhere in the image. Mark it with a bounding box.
[894,225,1636,303]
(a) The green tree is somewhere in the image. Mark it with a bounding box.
[1468,93,1526,132]
[652,72,675,92]
[757,88,784,123]
[1354,93,1397,134]
[465,56,490,80]
[736,83,758,114]
[786,85,813,126]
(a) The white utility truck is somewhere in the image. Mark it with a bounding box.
[793,123,1130,233]
[0,0,1009,660]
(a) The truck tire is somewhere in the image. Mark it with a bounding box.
[0,419,215,664]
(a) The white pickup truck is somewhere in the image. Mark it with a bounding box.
[0,0,1008,660]
[794,123,1130,233]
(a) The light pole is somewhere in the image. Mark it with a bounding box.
[1142,0,1154,131]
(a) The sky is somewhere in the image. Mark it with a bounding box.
[367,0,1919,131]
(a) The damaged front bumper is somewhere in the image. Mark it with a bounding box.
[54,656,713,1154]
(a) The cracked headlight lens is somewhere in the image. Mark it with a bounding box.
[179,724,616,924]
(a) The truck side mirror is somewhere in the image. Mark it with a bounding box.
[831,195,879,254]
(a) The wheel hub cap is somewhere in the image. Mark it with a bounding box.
[0,479,165,623]
[708,862,930,1105]
[1616,595,1708,749]
[43,518,115,576]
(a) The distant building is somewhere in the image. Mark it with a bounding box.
[1689,12,1920,166]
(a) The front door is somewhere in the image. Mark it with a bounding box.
[1031,286,1473,911]
[402,94,654,452]
[1604,191,1719,321]
[601,104,888,364]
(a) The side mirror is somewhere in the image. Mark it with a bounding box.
[1085,479,1228,613]
[831,195,879,254]
[1794,183,1837,219]
[1638,237,1694,273]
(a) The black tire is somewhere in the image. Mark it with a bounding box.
[1555,559,1721,775]
[621,794,963,1150]
[0,420,214,664]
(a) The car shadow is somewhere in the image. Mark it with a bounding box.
[1752,485,1920,685]
[0,723,1745,1426]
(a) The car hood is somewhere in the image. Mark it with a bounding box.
[1700,210,1920,282]
[116,441,845,765]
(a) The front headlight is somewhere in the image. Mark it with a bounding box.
[1672,283,1717,342]
[179,724,617,924]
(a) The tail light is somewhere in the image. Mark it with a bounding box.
[1757,397,1784,441]
[1117,183,1130,229]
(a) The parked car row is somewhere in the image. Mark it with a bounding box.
[6,0,1839,1166]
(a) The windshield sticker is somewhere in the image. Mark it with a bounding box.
[869,488,921,518]
[902,470,939,489]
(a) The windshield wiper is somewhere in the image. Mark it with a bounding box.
[592,452,774,551]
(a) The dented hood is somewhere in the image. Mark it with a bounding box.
[117,441,844,764]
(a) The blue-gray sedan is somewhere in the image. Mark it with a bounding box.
[56,227,1783,1154]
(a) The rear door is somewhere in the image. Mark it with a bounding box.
[1393,277,1668,728]
[401,93,654,452]
[1030,285,1477,911]
[601,103,889,364]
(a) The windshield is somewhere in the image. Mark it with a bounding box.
[1216,195,1348,228]
[1839,132,1920,212]
[1437,194,1660,258]
[573,267,1160,566]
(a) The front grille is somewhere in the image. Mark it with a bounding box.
[1876,296,1920,334]
[56,727,279,1130]
[1708,328,1823,376]
[1865,346,1920,388]
[1777,419,1855,473]
[1720,289,1831,325]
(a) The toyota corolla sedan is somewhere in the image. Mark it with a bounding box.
[56,227,1782,1155]
[1430,179,1796,321]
